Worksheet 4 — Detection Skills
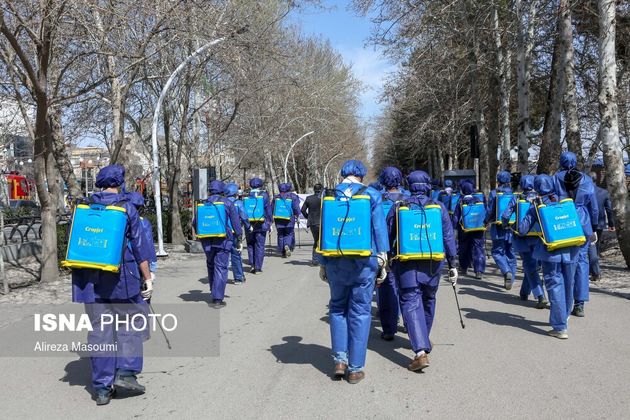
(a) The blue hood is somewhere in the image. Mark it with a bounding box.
[95,164,125,188]
[340,159,367,178]
[407,170,432,194]
[460,180,475,195]
[559,151,577,170]
[534,174,555,196]
[497,170,511,185]
[520,175,535,192]
[209,180,225,194]
[224,182,239,197]
[249,178,263,189]
[379,166,403,189]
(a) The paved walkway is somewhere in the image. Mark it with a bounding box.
[1,241,629,419]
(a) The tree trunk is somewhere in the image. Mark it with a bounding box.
[49,107,82,199]
[515,0,537,174]
[493,6,512,171]
[34,97,59,282]
[537,5,567,174]
[598,0,630,268]
[562,0,584,168]
[471,38,490,192]
[168,87,190,246]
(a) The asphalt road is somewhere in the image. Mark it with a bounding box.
[1,241,629,419]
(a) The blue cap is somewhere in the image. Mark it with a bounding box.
[534,174,555,195]
[224,183,238,197]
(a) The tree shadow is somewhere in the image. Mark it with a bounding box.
[589,287,630,300]
[598,264,630,273]
[268,336,334,379]
[459,286,534,309]
[461,307,548,336]
[198,277,208,285]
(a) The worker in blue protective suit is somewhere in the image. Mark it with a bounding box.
[430,179,442,202]
[318,159,389,384]
[273,182,301,258]
[452,180,486,279]
[224,182,250,285]
[487,170,517,290]
[386,170,458,372]
[195,180,243,307]
[127,192,157,282]
[519,174,579,339]
[246,178,273,274]
[71,164,152,406]
[377,166,409,341]
[500,175,548,309]
[438,179,458,214]
[553,151,598,317]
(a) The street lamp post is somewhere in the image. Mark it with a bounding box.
[283,131,315,184]
[150,37,228,257]
[323,152,343,187]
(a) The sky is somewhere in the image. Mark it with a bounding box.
[287,1,395,123]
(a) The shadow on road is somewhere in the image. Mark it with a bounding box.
[590,287,630,300]
[179,289,213,303]
[268,336,333,378]
[461,307,548,336]
[283,260,313,266]
[60,357,91,396]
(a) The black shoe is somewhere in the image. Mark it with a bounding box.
[590,275,600,282]
[536,296,549,309]
[380,332,395,341]
[461,269,468,276]
[475,272,482,279]
[250,268,257,274]
[113,372,145,394]
[519,294,528,301]
[94,387,114,406]
[571,304,584,317]
[213,300,227,309]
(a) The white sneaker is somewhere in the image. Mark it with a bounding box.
[548,329,568,339]
[284,245,291,257]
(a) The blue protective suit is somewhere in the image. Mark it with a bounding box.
[519,175,578,331]
[553,152,598,306]
[225,183,250,283]
[377,187,409,336]
[452,181,486,275]
[197,183,243,301]
[501,175,544,299]
[71,187,151,391]
[323,160,389,373]
[274,183,301,255]
[487,171,517,284]
[386,171,457,355]
[246,178,273,271]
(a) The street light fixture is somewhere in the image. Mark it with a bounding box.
[151,34,235,257]
[283,131,315,184]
